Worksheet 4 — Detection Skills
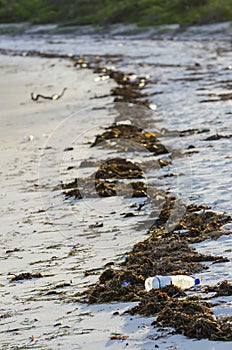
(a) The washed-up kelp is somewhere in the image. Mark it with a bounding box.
[62,157,148,199]
[155,299,232,341]
[128,285,232,340]
[10,272,43,282]
[64,54,232,341]
[61,122,169,199]
[80,168,232,341]
[84,202,231,299]
[3,46,232,343]
[91,123,168,155]
[95,158,143,179]
[62,177,147,199]
[204,280,232,297]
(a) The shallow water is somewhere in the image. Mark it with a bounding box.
[0,26,231,349]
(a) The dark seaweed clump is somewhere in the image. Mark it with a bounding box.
[62,157,148,199]
[205,280,232,297]
[10,272,43,282]
[62,121,169,199]
[155,298,232,341]
[91,123,168,156]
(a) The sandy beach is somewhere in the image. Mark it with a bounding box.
[0,28,231,349]
[0,54,119,349]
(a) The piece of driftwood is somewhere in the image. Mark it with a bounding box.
[31,87,67,101]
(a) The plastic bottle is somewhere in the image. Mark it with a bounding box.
[145,275,200,292]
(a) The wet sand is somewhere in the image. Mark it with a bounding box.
[0,39,231,350]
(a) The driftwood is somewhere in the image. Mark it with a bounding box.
[31,87,67,101]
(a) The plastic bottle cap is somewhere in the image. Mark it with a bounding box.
[195,278,200,285]
[121,281,131,287]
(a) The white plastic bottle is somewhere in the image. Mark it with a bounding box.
[145,275,200,291]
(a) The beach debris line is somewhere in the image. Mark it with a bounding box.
[81,199,232,341]
[1,45,231,346]
[65,54,232,341]
[145,275,200,291]
[75,56,155,108]
[22,49,231,341]
[83,202,231,300]
[31,87,67,101]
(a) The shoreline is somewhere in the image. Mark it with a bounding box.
[55,51,232,341]
[0,39,231,348]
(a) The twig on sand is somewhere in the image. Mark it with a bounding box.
[31,87,67,101]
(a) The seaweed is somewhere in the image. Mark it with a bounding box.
[57,53,232,342]
[75,57,232,342]
[204,280,232,297]
[91,123,168,156]
[155,298,232,341]
[10,272,43,282]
